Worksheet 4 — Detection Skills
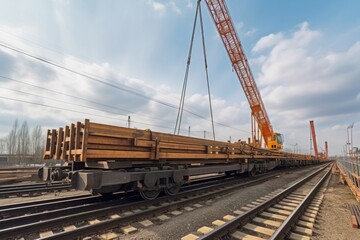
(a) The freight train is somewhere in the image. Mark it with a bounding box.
[38,119,319,200]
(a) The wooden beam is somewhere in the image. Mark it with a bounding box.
[81,119,89,162]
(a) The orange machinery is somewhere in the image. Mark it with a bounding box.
[310,120,328,160]
[205,0,283,150]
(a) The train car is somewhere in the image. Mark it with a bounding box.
[38,119,319,200]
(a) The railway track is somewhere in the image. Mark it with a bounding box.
[0,173,237,219]
[0,168,289,239]
[0,182,72,198]
[182,163,332,240]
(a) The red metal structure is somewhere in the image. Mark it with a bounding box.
[325,141,328,159]
[310,120,320,159]
[205,0,283,150]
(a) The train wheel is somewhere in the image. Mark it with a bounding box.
[248,168,256,177]
[164,185,180,196]
[139,189,160,200]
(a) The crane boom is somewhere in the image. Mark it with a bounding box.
[205,0,282,149]
[310,120,319,157]
[325,141,328,159]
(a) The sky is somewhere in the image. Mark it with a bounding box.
[0,0,359,156]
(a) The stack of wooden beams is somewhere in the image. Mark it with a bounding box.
[44,119,250,163]
[44,119,315,165]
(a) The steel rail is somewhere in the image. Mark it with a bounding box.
[0,172,279,239]
[270,164,332,239]
[0,173,262,227]
[197,163,331,239]
[0,182,68,191]
[0,193,114,219]
[0,193,90,211]
[0,173,236,219]
[0,184,72,197]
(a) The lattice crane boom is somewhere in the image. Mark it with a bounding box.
[205,0,282,149]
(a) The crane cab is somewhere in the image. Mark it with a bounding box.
[267,132,283,150]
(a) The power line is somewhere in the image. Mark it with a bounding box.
[0,75,175,126]
[0,96,177,131]
[0,86,129,117]
[0,41,250,134]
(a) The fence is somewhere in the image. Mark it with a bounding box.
[337,157,360,202]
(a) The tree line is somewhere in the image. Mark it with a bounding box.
[0,119,44,165]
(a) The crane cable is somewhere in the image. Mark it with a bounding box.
[199,1,216,140]
[174,0,216,140]
[174,0,199,135]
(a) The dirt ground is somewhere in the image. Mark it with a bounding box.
[313,173,360,240]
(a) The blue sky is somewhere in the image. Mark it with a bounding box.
[0,0,359,155]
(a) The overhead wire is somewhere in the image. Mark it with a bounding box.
[0,75,175,126]
[0,41,250,134]
[0,95,178,131]
[0,95,222,136]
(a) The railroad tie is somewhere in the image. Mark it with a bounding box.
[288,232,311,240]
[100,232,119,240]
[260,211,287,221]
[253,217,282,228]
[223,214,236,221]
[181,234,199,240]
[63,225,77,231]
[39,230,54,238]
[212,219,226,226]
[121,225,137,235]
[243,223,275,236]
[231,230,266,240]
[292,225,313,236]
[197,226,214,235]
[234,209,245,215]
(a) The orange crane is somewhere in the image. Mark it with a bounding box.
[310,120,328,160]
[205,0,283,150]
[309,120,319,158]
[325,141,328,159]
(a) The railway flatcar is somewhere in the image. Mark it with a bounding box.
[38,119,319,200]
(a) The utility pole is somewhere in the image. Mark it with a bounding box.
[204,130,206,139]
[128,116,131,128]
[188,126,191,136]
[347,123,354,156]
[294,143,298,153]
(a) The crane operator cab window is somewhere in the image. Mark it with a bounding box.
[276,134,284,144]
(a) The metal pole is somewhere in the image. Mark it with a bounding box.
[188,126,191,136]
[351,123,354,156]
[310,127,312,155]
[347,123,354,156]
[128,116,131,128]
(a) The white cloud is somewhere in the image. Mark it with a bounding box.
[252,32,284,52]
[245,28,257,37]
[250,21,360,154]
[169,1,182,14]
[147,0,181,14]
[148,0,166,12]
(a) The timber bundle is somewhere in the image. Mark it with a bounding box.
[44,119,314,165]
